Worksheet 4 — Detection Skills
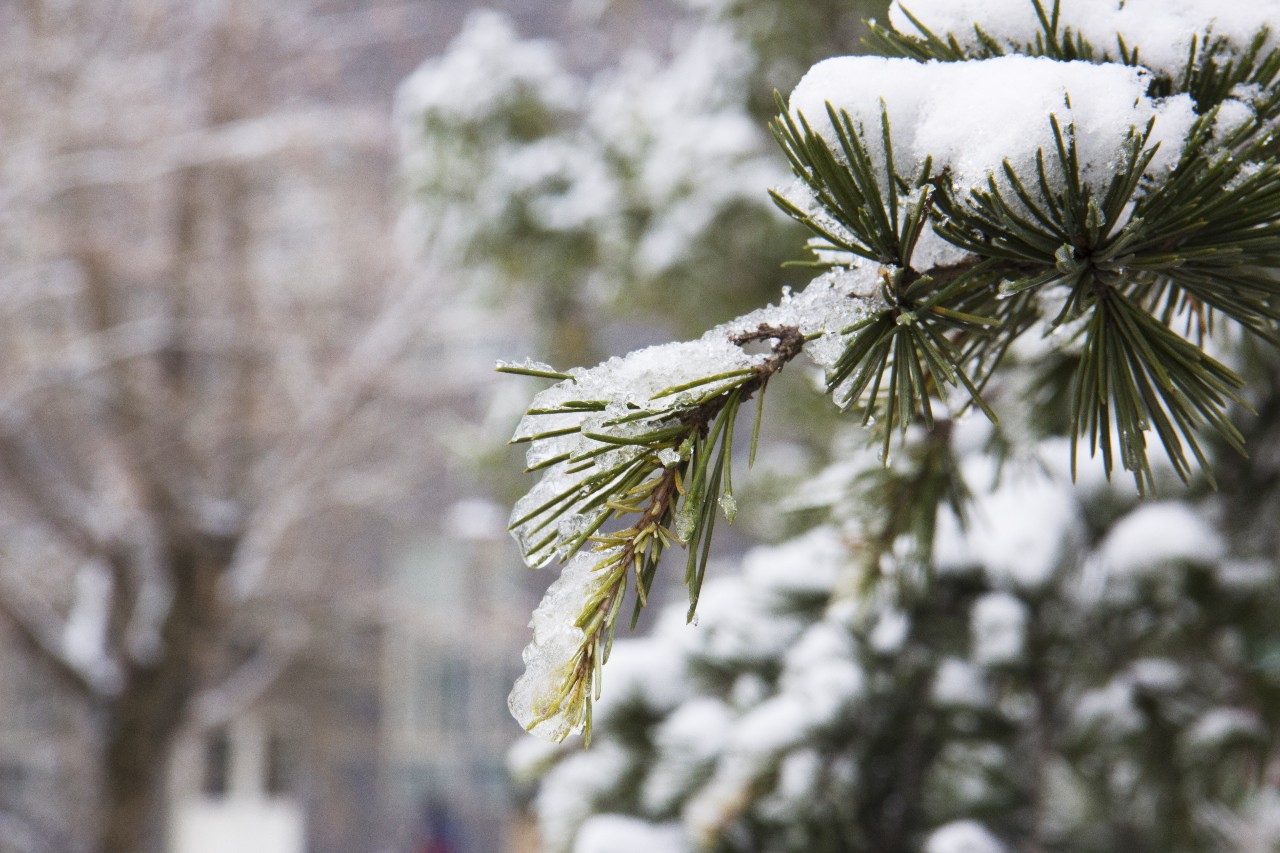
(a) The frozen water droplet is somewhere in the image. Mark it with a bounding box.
[719,493,738,524]
[673,506,696,541]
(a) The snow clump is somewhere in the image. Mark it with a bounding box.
[573,815,688,853]
[787,55,1196,200]
[888,0,1280,81]
[925,820,1007,853]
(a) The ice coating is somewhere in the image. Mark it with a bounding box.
[788,55,1197,197]
[888,0,1280,81]
[508,548,618,741]
[508,264,883,567]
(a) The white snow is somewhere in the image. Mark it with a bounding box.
[63,560,123,693]
[787,54,1196,207]
[888,0,1280,81]
[1183,707,1264,749]
[642,698,736,813]
[925,820,1007,853]
[722,674,766,712]
[1128,658,1185,694]
[591,636,691,727]
[741,526,847,597]
[536,742,633,853]
[970,591,1028,666]
[674,576,807,667]
[573,816,688,853]
[932,658,990,708]
[507,734,565,783]
[395,10,577,125]
[508,548,617,741]
[934,454,1082,590]
[729,693,814,755]
[1072,678,1143,738]
[869,608,911,653]
[585,23,782,275]
[773,748,823,804]
[777,621,865,724]
[1099,502,1225,576]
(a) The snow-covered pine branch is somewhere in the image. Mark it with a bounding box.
[504,0,1280,747]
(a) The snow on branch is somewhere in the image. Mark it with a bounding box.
[506,267,914,741]
[772,45,1280,493]
[0,578,117,699]
[884,0,1280,80]
[506,0,1280,748]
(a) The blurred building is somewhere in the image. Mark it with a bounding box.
[381,501,537,853]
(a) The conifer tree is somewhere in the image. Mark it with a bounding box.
[479,0,1280,849]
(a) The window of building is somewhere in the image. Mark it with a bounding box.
[264,730,295,797]
[203,727,231,797]
[0,761,25,810]
[438,657,469,732]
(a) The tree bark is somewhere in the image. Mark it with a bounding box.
[100,542,227,853]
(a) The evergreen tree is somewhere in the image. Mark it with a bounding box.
[480,0,1280,849]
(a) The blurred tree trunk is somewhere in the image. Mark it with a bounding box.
[0,2,440,851]
[100,542,228,853]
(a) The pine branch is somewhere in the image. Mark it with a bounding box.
[868,0,1101,65]
[771,101,1001,453]
[850,418,971,593]
[508,326,806,742]
[520,467,681,744]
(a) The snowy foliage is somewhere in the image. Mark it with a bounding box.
[489,0,1280,849]
[396,9,792,350]
[886,0,1280,80]
[511,427,1280,851]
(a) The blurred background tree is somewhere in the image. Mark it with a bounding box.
[0,2,458,851]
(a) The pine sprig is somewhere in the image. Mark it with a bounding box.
[507,326,806,741]
[868,0,1100,65]
[826,261,999,462]
[523,467,683,744]
[771,99,999,453]
[1176,28,1280,114]
[925,106,1278,490]
[770,94,933,266]
[1071,288,1248,493]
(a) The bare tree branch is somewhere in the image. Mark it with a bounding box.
[44,108,391,194]
[188,623,308,733]
[0,581,112,699]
